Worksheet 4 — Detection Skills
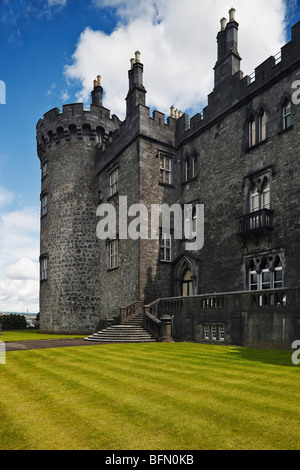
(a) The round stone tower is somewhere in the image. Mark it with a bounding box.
[36,78,120,333]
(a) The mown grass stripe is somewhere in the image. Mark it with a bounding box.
[0,343,299,450]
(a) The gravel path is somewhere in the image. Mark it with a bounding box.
[5,338,101,351]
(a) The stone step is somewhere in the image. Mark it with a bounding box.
[84,314,157,343]
[85,337,156,343]
[88,331,155,339]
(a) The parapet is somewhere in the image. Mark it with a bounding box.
[36,102,121,159]
[175,20,300,144]
[96,104,177,173]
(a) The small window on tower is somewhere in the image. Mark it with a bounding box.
[41,194,48,217]
[40,257,48,281]
[109,239,118,269]
[109,168,118,197]
[41,161,47,179]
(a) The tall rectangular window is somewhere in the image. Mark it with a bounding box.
[211,325,217,340]
[41,194,47,217]
[160,232,172,262]
[283,100,291,129]
[274,266,283,288]
[250,269,258,290]
[109,168,118,197]
[41,161,47,179]
[40,257,48,281]
[160,156,172,184]
[219,325,225,341]
[259,110,267,142]
[249,118,256,147]
[109,240,118,269]
[204,325,210,340]
[261,269,271,289]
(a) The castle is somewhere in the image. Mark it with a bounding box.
[37,9,300,349]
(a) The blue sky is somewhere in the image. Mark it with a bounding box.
[0,0,299,313]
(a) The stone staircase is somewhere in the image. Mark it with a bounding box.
[84,312,157,343]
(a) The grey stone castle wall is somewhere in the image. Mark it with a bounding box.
[37,103,119,333]
[37,18,300,341]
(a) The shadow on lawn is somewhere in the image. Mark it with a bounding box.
[229,345,296,368]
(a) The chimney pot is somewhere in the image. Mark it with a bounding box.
[97,75,101,86]
[220,17,227,30]
[229,7,236,22]
[130,58,135,69]
[170,105,174,118]
[135,50,141,63]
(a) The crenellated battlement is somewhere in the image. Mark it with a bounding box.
[36,102,121,160]
[96,104,177,173]
[175,20,300,144]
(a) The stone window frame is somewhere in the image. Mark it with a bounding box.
[184,152,197,182]
[245,249,284,292]
[41,159,48,180]
[181,267,193,296]
[277,93,294,134]
[282,96,292,130]
[158,150,174,186]
[258,107,267,143]
[159,230,172,263]
[182,150,198,185]
[40,255,48,281]
[242,165,275,215]
[248,113,256,148]
[41,192,48,218]
[202,323,225,342]
[246,104,268,150]
[108,239,118,270]
[108,166,119,198]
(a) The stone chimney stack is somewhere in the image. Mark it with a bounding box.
[214,8,241,88]
[91,75,103,107]
[126,51,146,116]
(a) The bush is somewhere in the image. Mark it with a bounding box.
[0,314,27,330]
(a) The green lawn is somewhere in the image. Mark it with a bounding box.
[0,342,299,450]
[1,329,85,342]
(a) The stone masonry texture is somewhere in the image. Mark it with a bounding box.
[37,16,300,347]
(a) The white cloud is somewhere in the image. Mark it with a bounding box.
[60,89,70,102]
[0,279,39,313]
[0,202,40,313]
[0,186,14,208]
[6,258,39,281]
[65,0,288,120]
[48,0,67,6]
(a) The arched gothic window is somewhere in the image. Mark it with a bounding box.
[248,254,283,291]
[182,268,193,296]
[249,114,256,147]
[258,108,267,142]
